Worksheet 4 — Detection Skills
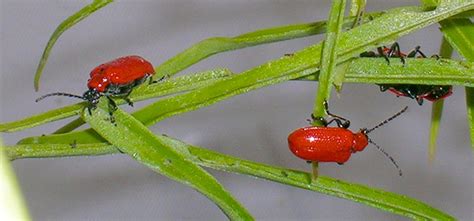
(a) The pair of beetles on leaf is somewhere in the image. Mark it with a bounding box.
[37,43,452,176]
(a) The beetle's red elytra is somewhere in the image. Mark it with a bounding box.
[36,55,156,115]
[88,55,155,93]
[288,127,368,164]
[288,102,406,176]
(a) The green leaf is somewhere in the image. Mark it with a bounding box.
[82,99,253,220]
[300,58,474,86]
[5,138,455,220]
[34,0,113,91]
[313,0,347,120]
[2,69,233,132]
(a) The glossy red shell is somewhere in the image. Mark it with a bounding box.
[87,55,155,92]
[287,126,368,164]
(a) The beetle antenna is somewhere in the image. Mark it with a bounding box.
[368,138,402,176]
[36,92,85,102]
[365,106,407,134]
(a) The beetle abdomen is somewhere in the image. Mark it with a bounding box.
[288,127,354,163]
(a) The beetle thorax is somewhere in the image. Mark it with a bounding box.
[88,76,110,93]
[352,131,368,152]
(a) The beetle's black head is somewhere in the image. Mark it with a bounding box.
[82,89,101,109]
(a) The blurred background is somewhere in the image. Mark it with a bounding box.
[1,1,472,220]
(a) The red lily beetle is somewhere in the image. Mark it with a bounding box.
[36,55,156,114]
[288,102,406,176]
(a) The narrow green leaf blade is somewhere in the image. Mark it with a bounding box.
[310,58,474,86]
[82,100,253,220]
[428,37,453,162]
[467,87,474,152]
[313,0,346,118]
[5,138,455,220]
[34,0,113,91]
[429,100,444,162]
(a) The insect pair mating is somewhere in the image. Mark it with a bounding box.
[361,43,453,105]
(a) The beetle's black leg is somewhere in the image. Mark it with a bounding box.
[387,42,405,65]
[123,89,134,107]
[148,74,154,85]
[124,97,134,107]
[311,114,328,126]
[323,101,351,128]
[106,96,117,111]
[106,96,117,124]
[387,43,400,57]
[359,51,377,57]
[150,74,169,84]
[70,140,77,149]
[416,97,424,105]
[324,118,350,128]
[377,46,391,64]
[407,46,427,58]
[379,85,390,92]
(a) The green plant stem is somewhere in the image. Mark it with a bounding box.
[5,139,454,220]
[313,0,346,120]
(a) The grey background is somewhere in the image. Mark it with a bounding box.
[1,0,472,220]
